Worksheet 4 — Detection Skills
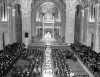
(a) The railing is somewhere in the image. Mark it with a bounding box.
[51,43,68,46]
[29,43,46,46]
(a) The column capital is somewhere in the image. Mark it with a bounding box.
[64,0,76,9]
[20,8,32,16]
[65,9,76,16]
[20,8,32,12]
[66,9,76,12]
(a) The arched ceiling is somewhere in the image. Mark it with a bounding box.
[1,0,100,8]
[35,0,62,13]
[38,2,58,13]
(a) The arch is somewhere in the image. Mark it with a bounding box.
[38,2,59,14]
[74,0,84,9]
[35,0,62,13]
[15,3,21,9]
[75,4,82,16]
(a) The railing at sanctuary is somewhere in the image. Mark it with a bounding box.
[29,43,46,46]
[51,43,68,46]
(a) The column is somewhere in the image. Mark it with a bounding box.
[80,9,85,43]
[65,9,76,44]
[31,1,36,37]
[7,6,13,44]
[21,8,32,43]
[0,6,3,49]
[94,4,100,53]
[12,8,16,42]
[85,7,92,47]
[61,10,66,37]
[53,23,54,38]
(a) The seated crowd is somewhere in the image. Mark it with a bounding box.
[52,49,77,77]
[71,43,100,77]
[0,42,25,77]
[11,48,44,77]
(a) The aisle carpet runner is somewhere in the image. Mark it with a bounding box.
[42,47,55,77]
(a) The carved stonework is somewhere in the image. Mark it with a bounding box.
[64,0,78,9]
[20,0,32,8]
[21,9,32,16]
[66,9,76,17]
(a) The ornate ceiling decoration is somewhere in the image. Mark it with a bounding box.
[2,0,100,8]
[41,2,55,13]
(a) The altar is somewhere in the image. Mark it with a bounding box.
[44,32,52,38]
[39,32,57,44]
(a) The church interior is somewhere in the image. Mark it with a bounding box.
[0,0,100,77]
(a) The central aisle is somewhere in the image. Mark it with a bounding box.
[42,46,55,77]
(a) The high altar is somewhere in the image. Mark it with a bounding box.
[42,12,55,38]
[44,32,52,38]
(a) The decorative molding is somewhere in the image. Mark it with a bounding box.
[19,0,32,9]
[20,8,32,16]
[66,9,76,16]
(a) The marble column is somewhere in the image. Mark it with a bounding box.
[21,8,32,43]
[65,9,76,44]
[94,4,100,53]
[7,6,13,44]
[61,10,66,37]
[12,8,16,42]
[85,7,91,46]
[80,9,85,43]
[0,6,3,49]
[31,1,36,37]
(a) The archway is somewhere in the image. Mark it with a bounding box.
[35,2,61,39]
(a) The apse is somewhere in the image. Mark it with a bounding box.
[35,2,61,39]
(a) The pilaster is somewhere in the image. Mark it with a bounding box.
[31,2,36,37]
[94,4,100,53]
[85,7,91,47]
[0,6,3,49]
[80,9,85,43]
[61,10,66,37]
[65,9,76,44]
[21,8,32,44]
[12,8,16,42]
[7,6,13,44]
[64,0,76,44]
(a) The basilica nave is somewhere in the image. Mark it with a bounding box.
[0,0,100,77]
